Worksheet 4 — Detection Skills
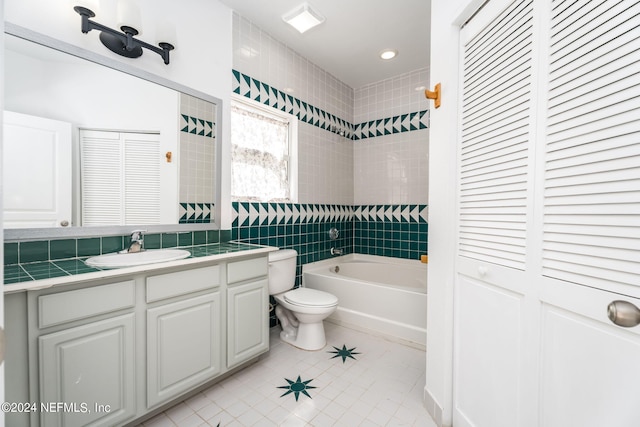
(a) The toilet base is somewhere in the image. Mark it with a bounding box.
[279,321,327,351]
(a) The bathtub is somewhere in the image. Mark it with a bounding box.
[303,254,427,348]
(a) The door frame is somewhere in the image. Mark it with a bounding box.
[1,0,7,422]
[425,0,492,426]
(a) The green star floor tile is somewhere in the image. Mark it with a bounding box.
[277,375,316,401]
[328,344,360,363]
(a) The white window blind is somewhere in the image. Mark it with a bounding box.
[458,0,534,270]
[81,130,160,226]
[542,0,640,290]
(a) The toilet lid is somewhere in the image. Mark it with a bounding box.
[284,288,338,307]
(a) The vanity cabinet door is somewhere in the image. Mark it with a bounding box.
[146,292,221,408]
[227,279,269,368]
[39,313,136,427]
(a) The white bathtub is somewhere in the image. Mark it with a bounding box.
[303,254,427,348]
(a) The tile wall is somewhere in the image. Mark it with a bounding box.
[179,93,217,224]
[354,69,430,205]
[4,15,430,292]
[231,202,354,286]
[231,14,430,278]
[232,13,354,205]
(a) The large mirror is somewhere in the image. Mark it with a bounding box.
[3,25,222,240]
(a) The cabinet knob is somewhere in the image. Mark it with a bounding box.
[60,220,70,227]
[607,300,640,328]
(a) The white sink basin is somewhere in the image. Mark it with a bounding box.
[85,249,191,269]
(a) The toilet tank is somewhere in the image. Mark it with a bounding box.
[268,249,297,294]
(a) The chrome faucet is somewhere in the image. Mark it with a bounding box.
[127,230,146,253]
[330,247,342,256]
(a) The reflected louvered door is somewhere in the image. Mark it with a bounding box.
[123,133,161,225]
[81,130,123,226]
[81,130,161,226]
[542,0,640,298]
[458,0,534,271]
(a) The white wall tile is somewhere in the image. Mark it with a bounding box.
[232,14,428,207]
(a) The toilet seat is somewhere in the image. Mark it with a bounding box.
[284,288,338,308]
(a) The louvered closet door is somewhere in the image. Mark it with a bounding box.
[537,1,640,426]
[454,1,538,426]
[454,0,640,426]
[458,0,534,273]
[542,0,640,298]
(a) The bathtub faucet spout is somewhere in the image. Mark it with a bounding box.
[330,247,342,256]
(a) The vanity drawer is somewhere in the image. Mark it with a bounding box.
[146,265,220,303]
[38,280,136,328]
[227,257,268,285]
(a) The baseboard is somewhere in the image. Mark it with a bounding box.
[424,387,445,427]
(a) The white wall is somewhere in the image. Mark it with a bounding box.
[4,0,234,228]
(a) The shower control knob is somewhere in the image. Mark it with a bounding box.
[607,300,640,328]
[329,227,339,240]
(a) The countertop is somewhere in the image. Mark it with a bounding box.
[4,241,278,293]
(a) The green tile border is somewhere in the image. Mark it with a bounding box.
[232,70,429,141]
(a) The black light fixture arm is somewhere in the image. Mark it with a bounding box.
[74,6,174,65]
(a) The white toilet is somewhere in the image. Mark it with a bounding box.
[268,249,338,350]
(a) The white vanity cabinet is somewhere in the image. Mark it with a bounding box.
[145,266,222,408]
[4,251,272,427]
[34,280,138,427]
[226,257,269,368]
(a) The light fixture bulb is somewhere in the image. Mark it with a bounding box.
[380,49,398,60]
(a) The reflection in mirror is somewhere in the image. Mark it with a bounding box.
[3,31,219,235]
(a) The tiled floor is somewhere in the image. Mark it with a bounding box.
[138,323,436,427]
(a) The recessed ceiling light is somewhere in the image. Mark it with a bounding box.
[283,3,325,34]
[379,49,398,60]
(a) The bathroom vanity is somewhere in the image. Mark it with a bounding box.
[4,244,275,427]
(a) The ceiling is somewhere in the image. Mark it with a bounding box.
[217,0,431,89]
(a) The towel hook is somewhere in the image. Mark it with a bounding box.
[424,83,441,108]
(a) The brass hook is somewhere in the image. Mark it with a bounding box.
[165,151,172,163]
[425,83,441,108]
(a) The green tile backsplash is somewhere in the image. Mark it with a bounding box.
[5,230,225,266]
[231,201,429,283]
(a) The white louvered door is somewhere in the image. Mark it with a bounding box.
[542,0,640,298]
[454,0,640,426]
[80,129,161,226]
[537,1,640,426]
[454,1,538,426]
[458,0,534,271]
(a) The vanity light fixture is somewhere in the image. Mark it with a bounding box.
[282,3,325,34]
[73,6,175,65]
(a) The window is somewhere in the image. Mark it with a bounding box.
[230,95,297,202]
